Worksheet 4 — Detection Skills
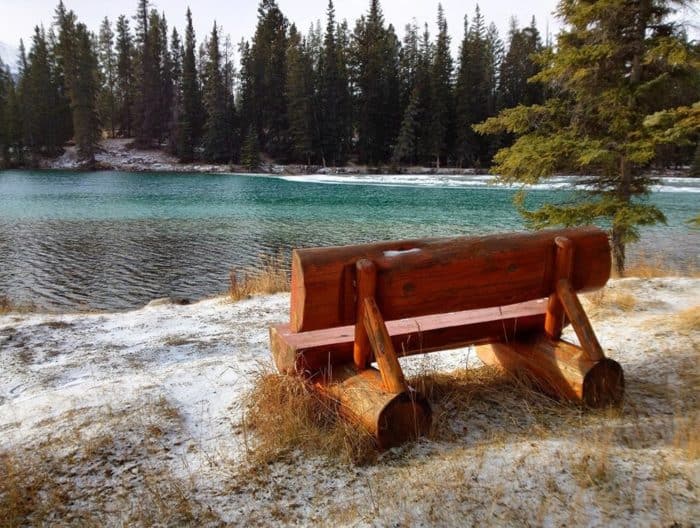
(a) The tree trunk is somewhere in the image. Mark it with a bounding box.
[613,156,632,276]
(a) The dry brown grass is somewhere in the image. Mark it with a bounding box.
[674,305,700,334]
[583,288,637,317]
[229,253,289,301]
[622,252,699,278]
[241,370,377,466]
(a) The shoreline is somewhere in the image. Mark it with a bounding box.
[14,138,694,178]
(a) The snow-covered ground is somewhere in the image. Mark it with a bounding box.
[1,278,698,526]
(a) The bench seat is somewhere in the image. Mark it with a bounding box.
[271,298,548,374]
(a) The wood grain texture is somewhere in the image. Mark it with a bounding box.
[476,335,624,407]
[290,227,611,332]
[363,297,407,393]
[353,259,376,370]
[557,278,605,361]
[271,299,548,374]
[315,364,431,448]
[545,236,574,338]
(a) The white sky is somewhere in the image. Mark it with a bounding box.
[1,0,561,55]
[1,0,697,63]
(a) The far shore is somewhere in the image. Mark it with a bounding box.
[10,138,691,178]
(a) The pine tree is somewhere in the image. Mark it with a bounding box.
[115,15,134,137]
[286,25,317,164]
[22,26,67,159]
[392,87,420,165]
[69,22,101,163]
[454,6,499,167]
[317,0,351,166]
[352,0,401,164]
[202,23,231,162]
[177,7,203,161]
[250,0,290,159]
[98,17,117,137]
[498,17,544,111]
[430,4,453,167]
[475,0,699,274]
[241,126,260,170]
[133,0,160,146]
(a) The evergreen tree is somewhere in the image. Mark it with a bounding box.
[286,25,317,164]
[475,0,699,274]
[98,17,117,137]
[133,0,160,146]
[241,126,260,169]
[0,58,10,166]
[454,6,499,166]
[115,15,134,137]
[392,87,420,165]
[352,0,401,164]
[430,4,453,167]
[202,23,231,162]
[498,17,544,111]
[317,0,351,166]
[22,26,67,159]
[250,0,290,159]
[177,8,203,161]
[69,23,101,163]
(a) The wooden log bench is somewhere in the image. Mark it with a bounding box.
[269,227,624,447]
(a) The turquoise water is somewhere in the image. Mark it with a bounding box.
[0,170,698,311]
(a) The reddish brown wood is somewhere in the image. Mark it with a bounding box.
[545,237,574,338]
[290,227,611,332]
[476,335,623,407]
[270,299,547,374]
[315,363,431,448]
[557,278,605,362]
[363,297,407,393]
[353,259,376,370]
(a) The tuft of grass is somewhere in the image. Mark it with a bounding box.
[229,253,289,301]
[583,289,637,316]
[241,370,377,466]
[674,305,700,334]
[622,252,699,278]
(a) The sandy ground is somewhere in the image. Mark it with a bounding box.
[0,277,698,526]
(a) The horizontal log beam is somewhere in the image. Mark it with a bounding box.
[476,334,624,407]
[315,364,431,448]
[291,227,611,332]
[271,299,548,375]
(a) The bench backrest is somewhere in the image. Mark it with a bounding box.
[290,227,611,332]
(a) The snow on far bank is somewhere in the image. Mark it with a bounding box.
[1,278,698,526]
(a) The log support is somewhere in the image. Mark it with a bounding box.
[476,335,623,407]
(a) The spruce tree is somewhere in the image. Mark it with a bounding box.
[69,23,101,164]
[177,7,203,162]
[286,25,317,164]
[250,0,290,159]
[352,0,401,164]
[430,4,453,167]
[318,0,351,166]
[202,23,231,162]
[115,15,134,137]
[475,0,699,274]
[22,26,66,159]
[241,126,260,170]
[98,17,117,137]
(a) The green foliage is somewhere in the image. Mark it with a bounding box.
[241,127,260,170]
[351,0,401,165]
[476,0,698,273]
[202,23,232,162]
[98,17,117,138]
[177,8,203,162]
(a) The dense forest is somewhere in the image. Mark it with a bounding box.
[0,0,692,171]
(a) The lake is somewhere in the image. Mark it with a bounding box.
[0,170,698,311]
